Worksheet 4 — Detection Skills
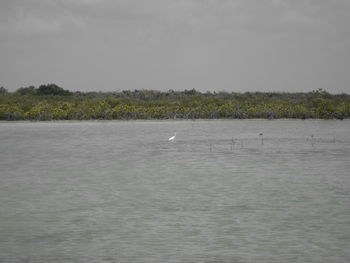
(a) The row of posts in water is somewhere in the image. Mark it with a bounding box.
[208,134,337,152]
[209,134,263,152]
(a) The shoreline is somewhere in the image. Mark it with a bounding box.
[2,89,349,121]
[1,118,348,123]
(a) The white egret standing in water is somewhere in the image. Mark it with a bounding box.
[168,132,176,141]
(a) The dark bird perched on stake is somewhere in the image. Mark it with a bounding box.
[259,133,264,145]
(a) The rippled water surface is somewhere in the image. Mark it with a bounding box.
[1,120,350,263]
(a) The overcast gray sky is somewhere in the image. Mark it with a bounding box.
[1,0,349,93]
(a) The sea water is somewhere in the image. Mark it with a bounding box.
[0,120,349,262]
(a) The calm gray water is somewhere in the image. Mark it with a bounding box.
[0,120,350,263]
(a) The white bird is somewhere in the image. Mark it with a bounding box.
[168,132,176,141]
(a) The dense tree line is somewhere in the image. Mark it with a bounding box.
[0,84,349,120]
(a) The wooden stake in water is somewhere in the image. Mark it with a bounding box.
[259,133,264,145]
[311,134,315,147]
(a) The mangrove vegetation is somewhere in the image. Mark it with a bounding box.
[1,84,349,120]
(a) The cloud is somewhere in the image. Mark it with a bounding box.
[11,13,84,36]
[62,0,107,5]
[2,0,348,39]
[0,0,85,37]
[1,0,349,93]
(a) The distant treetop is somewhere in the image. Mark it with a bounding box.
[0,86,8,94]
[16,84,71,96]
[37,84,71,96]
